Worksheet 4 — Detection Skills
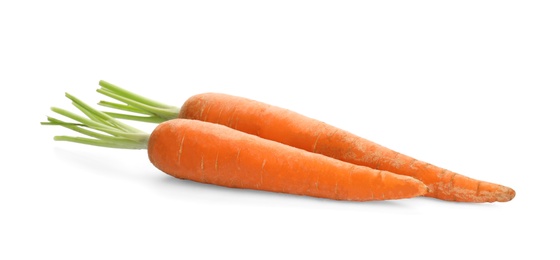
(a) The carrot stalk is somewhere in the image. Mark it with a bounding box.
[97,81,180,121]
[42,93,428,201]
[98,101,157,115]
[98,80,175,109]
[45,117,116,140]
[53,136,147,149]
[47,107,148,143]
[66,92,144,134]
[97,101,165,123]
[101,112,166,123]
[42,95,150,148]
[94,80,515,203]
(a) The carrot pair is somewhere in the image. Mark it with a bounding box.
[43,80,515,203]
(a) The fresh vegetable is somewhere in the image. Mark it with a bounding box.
[42,93,428,201]
[96,80,516,203]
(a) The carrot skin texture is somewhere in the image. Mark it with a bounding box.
[147,119,428,201]
[179,93,515,202]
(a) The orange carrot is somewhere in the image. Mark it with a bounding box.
[149,119,427,201]
[96,80,516,203]
[43,94,428,201]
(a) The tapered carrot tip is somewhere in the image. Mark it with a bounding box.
[413,178,430,197]
[440,174,516,202]
[493,185,516,202]
[469,181,515,202]
[373,172,428,200]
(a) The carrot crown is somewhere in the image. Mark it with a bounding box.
[96,80,180,123]
[42,93,150,149]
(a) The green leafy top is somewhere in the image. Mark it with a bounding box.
[96,80,180,123]
[42,92,150,149]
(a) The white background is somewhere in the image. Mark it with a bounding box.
[2,1,559,259]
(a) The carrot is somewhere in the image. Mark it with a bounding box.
[42,93,428,201]
[96,80,516,203]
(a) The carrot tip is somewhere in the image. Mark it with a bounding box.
[500,187,516,202]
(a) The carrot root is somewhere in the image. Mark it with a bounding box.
[180,93,516,203]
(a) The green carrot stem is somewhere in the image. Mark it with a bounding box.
[49,106,149,142]
[54,136,147,149]
[95,80,180,123]
[103,112,167,123]
[98,80,175,109]
[96,88,179,120]
[65,93,143,134]
[98,101,154,115]
[50,107,117,133]
[72,102,105,124]
[43,93,150,149]
[44,116,144,143]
